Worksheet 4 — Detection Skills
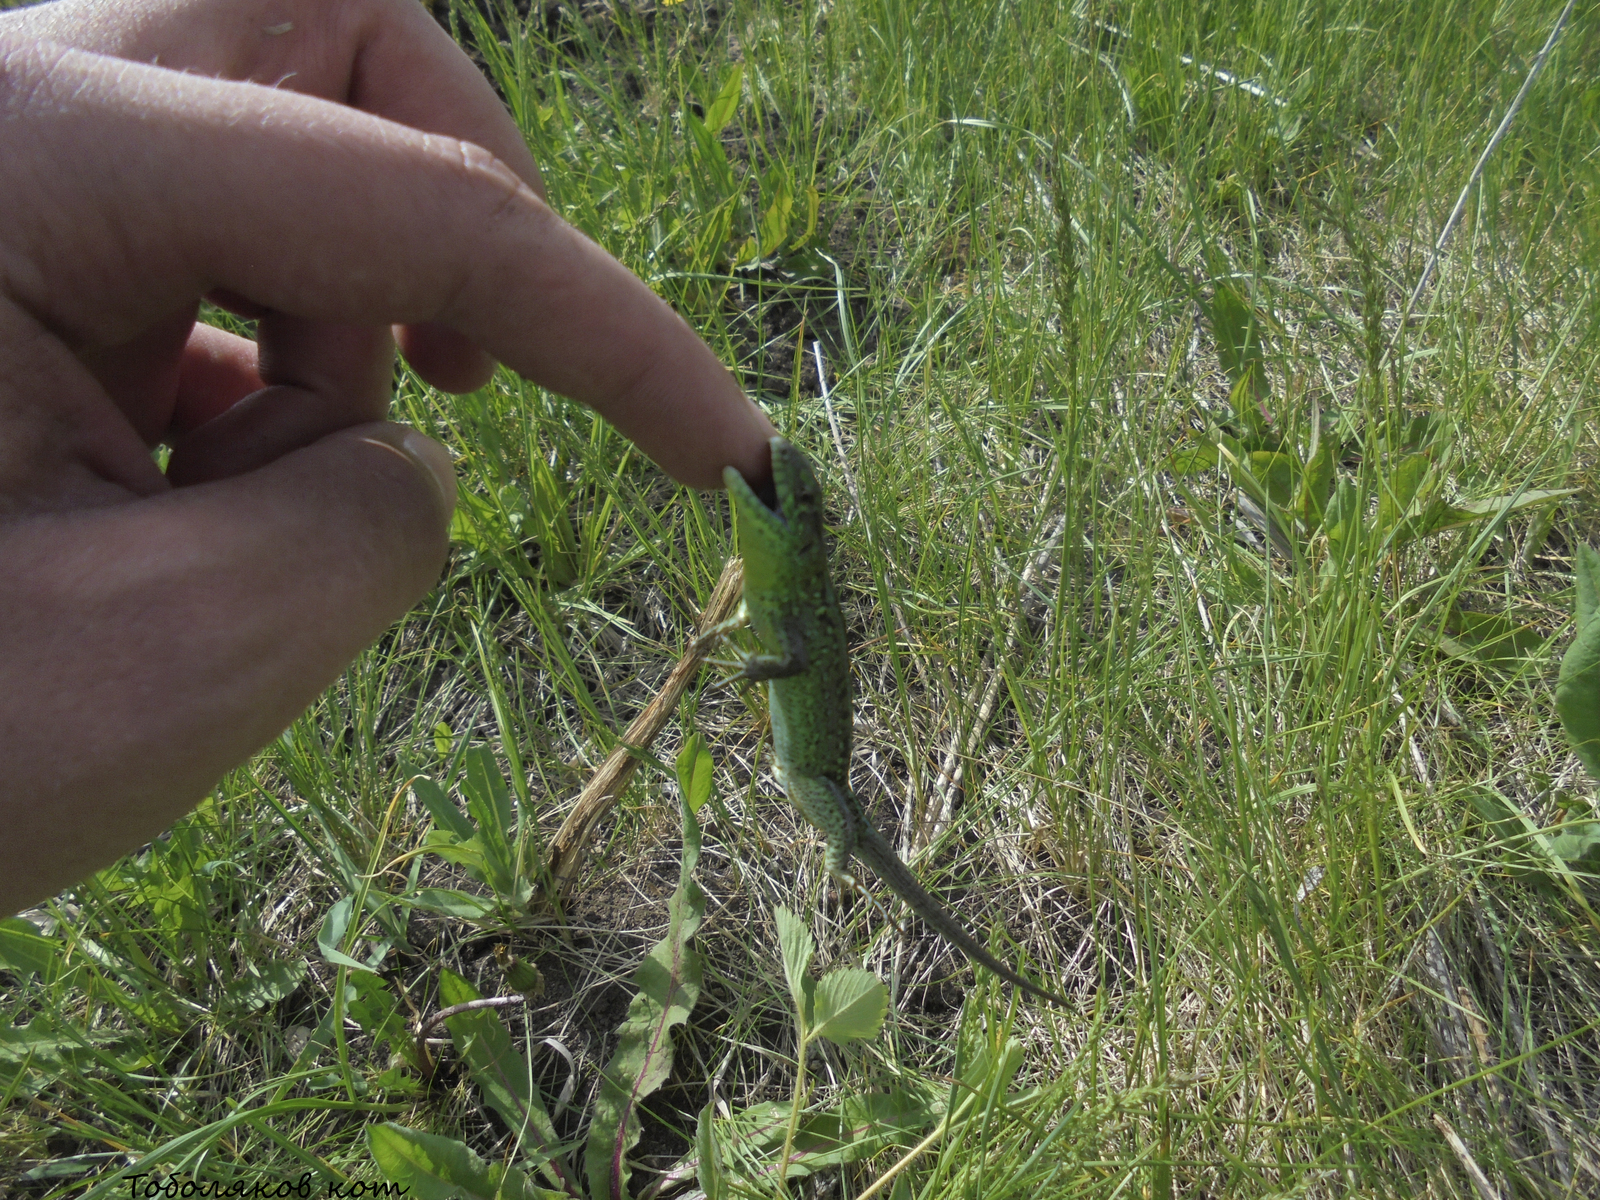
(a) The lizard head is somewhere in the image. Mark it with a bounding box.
[722,436,829,567]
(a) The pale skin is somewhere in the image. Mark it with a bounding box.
[0,0,777,914]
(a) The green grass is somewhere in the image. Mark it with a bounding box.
[6,0,1599,1194]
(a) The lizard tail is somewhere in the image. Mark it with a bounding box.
[853,827,1071,1007]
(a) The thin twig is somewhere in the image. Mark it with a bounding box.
[414,995,525,1077]
[543,557,745,901]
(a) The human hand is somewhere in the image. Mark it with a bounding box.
[0,0,777,912]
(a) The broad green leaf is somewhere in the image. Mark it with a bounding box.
[1322,478,1360,546]
[0,918,62,983]
[462,747,515,844]
[461,748,517,895]
[437,969,577,1195]
[1247,451,1296,510]
[1437,609,1547,675]
[584,802,706,1200]
[367,1123,552,1200]
[1297,434,1336,525]
[1376,452,1430,540]
[811,970,888,1045]
[432,721,454,760]
[1575,543,1600,632]
[404,888,497,921]
[1167,443,1218,475]
[438,966,480,1007]
[1547,821,1600,871]
[757,163,795,257]
[317,897,381,975]
[1558,595,1600,783]
[1465,788,1600,915]
[1214,441,1266,509]
[344,973,404,1044]
[0,1019,121,1067]
[704,64,743,133]
[1423,488,1577,537]
[413,774,476,842]
[957,1036,1026,1101]
[774,907,815,1020]
[676,732,715,815]
[1465,787,1524,847]
[1206,284,1268,405]
[221,958,307,1017]
[684,113,734,196]
[798,185,820,246]
[695,1101,726,1200]
[422,829,491,881]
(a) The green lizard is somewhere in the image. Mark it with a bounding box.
[711,436,1067,1007]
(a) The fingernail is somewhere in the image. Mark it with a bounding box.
[356,426,457,520]
[400,430,457,520]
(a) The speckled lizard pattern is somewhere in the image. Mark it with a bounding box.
[712,436,1066,1006]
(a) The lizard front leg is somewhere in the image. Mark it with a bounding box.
[692,601,809,682]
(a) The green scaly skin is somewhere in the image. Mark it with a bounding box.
[721,436,1067,1007]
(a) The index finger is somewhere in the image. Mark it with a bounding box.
[7,0,543,191]
[7,0,547,393]
[5,37,777,488]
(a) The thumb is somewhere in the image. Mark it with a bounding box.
[0,422,455,913]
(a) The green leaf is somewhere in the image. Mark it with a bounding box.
[695,1101,726,1200]
[1206,284,1268,405]
[674,1090,943,1188]
[1546,821,1600,871]
[1575,544,1600,633]
[1247,451,1296,510]
[774,907,816,1022]
[704,64,743,134]
[0,918,62,983]
[462,748,514,844]
[0,1019,121,1068]
[957,1035,1027,1102]
[526,452,579,587]
[344,973,404,1044]
[461,747,517,895]
[437,970,578,1195]
[317,897,382,975]
[1422,488,1577,537]
[1558,590,1600,783]
[404,888,497,921]
[367,1123,552,1200]
[757,162,795,257]
[422,830,491,882]
[1296,434,1336,525]
[1437,609,1547,675]
[438,966,480,1007]
[221,958,307,1017]
[1167,443,1218,475]
[810,970,888,1045]
[676,732,715,815]
[414,774,476,842]
[584,801,706,1200]
[432,722,455,760]
[1376,452,1430,542]
[1322,478,1361,550]
[685,112,734,196]
[798,185,820,246]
